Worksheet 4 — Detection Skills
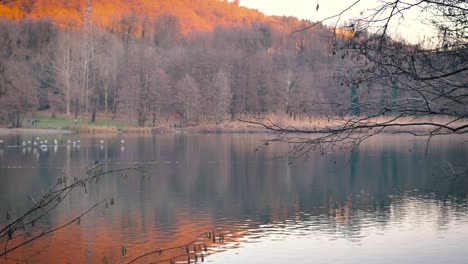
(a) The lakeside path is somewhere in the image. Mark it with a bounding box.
[0,128,72,135]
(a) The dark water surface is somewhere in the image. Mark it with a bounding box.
[0,133,467,263]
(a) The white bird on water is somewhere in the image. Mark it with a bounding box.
[54,139,58,145]
[121,139,125,144]
[22,141,27,146]
[77,140,81,143]
[100,140,104,144]
[33,141,38,146]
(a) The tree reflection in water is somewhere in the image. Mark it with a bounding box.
[0,134,467,263]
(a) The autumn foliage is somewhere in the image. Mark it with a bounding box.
[0,0,279,32]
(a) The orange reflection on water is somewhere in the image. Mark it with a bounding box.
[1,207,236,263]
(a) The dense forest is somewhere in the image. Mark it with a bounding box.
[0,0,381,127]
[0,0,276,31]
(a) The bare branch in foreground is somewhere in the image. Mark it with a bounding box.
[0,163,148,259]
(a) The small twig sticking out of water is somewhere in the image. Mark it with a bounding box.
[126,229,226,264]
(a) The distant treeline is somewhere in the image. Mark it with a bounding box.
[0,14,368,127]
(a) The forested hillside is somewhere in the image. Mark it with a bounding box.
[0,0,278,32]
[0,0,355,127]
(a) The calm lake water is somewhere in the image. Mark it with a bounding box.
[0,133,467,263]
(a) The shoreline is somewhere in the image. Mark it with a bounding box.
[0,128,72,135]
[1,126,467,137]
[1,114,466,135]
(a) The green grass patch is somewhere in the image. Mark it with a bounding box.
[24,116,129,129]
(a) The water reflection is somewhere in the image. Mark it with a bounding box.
[0,134,467,263]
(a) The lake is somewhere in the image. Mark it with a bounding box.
[0,133,467,263]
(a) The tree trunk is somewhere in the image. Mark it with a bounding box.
[74,98,79,120]
[152,105,156,127]
[90,95,97,123]
[184,110,188,125]
[112,77,119,120]
[244,72,249,112]
[112,103,117,120]
[15,112,21,128]
[104,83,108,113]
[137,111,146,127]
[66,78,71,116]
[91,108,96,123]
[66,47,71,116]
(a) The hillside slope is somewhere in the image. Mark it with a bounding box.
[0,0,287,32]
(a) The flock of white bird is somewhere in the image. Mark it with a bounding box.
[0,137,126,156]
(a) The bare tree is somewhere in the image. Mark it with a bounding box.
[2,0,464,132]
[94,31,125,117]
[244,0,468,159]
[174,74,201,125]
[0,60,38,127]
[81,0,95,121]
[120,41,168,127]
[0,19,52,127]
[49,29,81,116]
[211,70,232,121]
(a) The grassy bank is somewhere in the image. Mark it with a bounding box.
[23,115,128,130]
[2,113,465,135]
[9,114,175,134]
